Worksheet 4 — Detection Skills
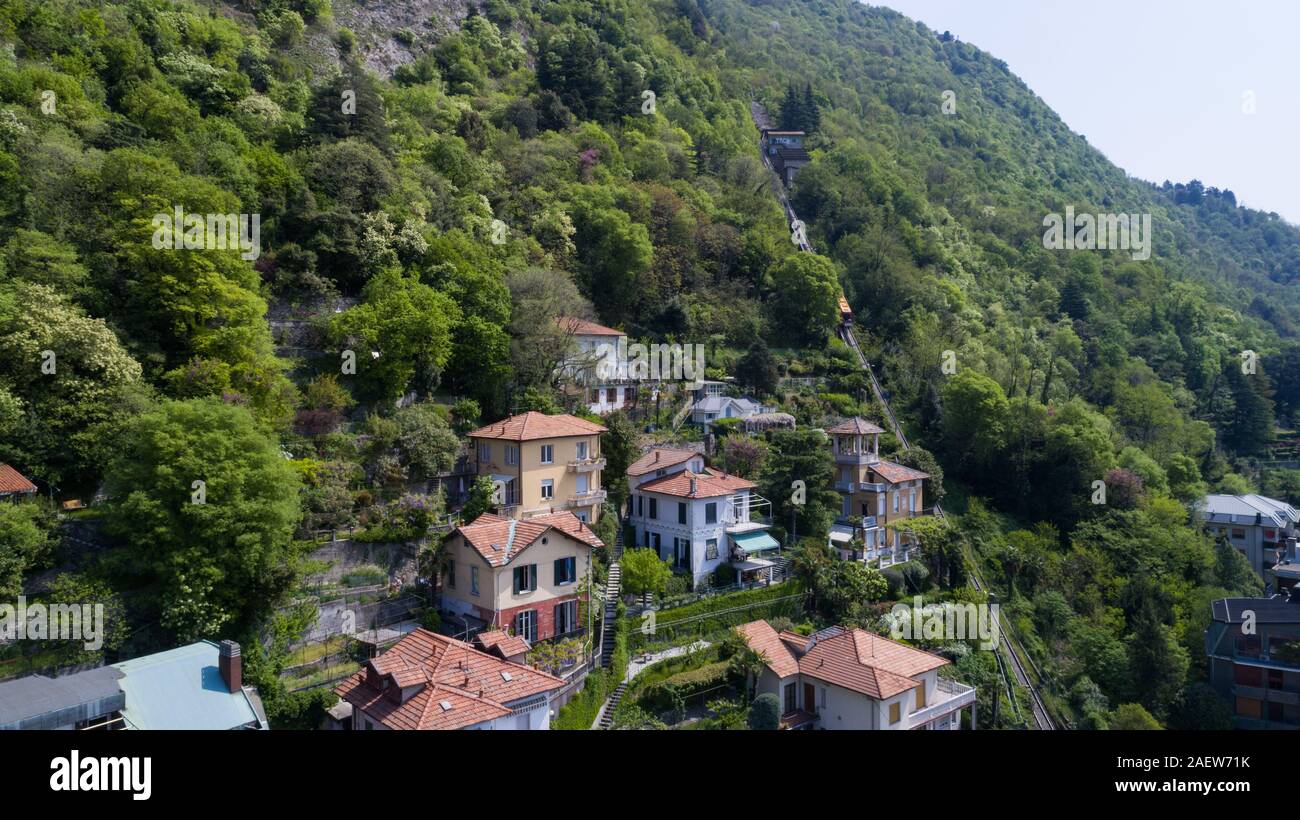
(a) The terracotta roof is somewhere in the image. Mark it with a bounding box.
[473,629,531,658]
[455,511,604,568]
[555,316,624,337]
[737,620,948,701]
[827,417,884,435]
[0,464,36,496]
[335,629,562,731]
[870,460,929,484]
[735,621,799,677]
[636,467,755,499]
[468,411,606,441]
[626,448,699,477]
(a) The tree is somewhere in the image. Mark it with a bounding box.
[505,268,593,393]
[761,428,837,543]
[0,501,54,599]
[719,436,768,479]
[1212,537,1262,596]
[747,692,781,729]
[766,253,840,346]
[1126,600,1190,720]
[939,370,1008,477]
[620,547,672,599]
[102,399,303,640]
[1108,703,1162,730]
[394,403,460,479]
[460,476,497,522]
[330,269,460,402]
[736,338,779,396]
[891,515,966,589]
[600,411,639,510]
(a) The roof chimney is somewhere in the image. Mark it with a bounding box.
[689,477,697,495]
[218,640,242,693]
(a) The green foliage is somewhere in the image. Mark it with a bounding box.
[1108,703,1163,730]
[747,692,781,730]
[620,547,673,598]
[0,500,55,599]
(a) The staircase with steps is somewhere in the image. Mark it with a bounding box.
[769,555,792,582]
[599,521,624,669]
[597,681,627,729]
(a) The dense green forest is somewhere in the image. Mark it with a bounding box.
[0,0,1295,728]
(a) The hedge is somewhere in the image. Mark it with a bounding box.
[628,581,807,651]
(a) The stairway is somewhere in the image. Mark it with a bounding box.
[598,682,627,729]
[769,555,792,582]
[599,523,624,669]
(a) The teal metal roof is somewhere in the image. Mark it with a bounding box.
[111,641,265,730]
[731,530,779,553]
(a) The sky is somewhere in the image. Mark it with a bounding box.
[875,0,1300,224]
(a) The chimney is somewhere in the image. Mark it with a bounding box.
[689,477,697,496]
[218,640,242,693]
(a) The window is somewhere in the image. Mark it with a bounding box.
[445,559,456,589]
[477,442,491,463]
[677,502,687,525]
[705,539,718,560]
[515,610,537,642]
[505,444,518,465]
[576,473,589,494]
[637,495,643,517]
[540,444,553,464]
[783,683,796,714]
[554,599,578,636]
[889,702,901,724]
[915,684,927,709]
[651,532,661,553]
[705,502,717,524]
[554,556,576,585]
[649,498,658,520]
[733,496,744,520]
[909,491,916,513]
[513,564,537,594]
[1232,528,1246,540]
[673,537,691,570]
[471,566,479,596]
[541,479,554,500]
[878,493,885,516]
[892,492,900,513]
[1267,668,1284,689]
[576,441,588,460]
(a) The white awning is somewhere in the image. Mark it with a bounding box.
[490,474,515,484]
[733,558,775,571]
[829,524,856,544]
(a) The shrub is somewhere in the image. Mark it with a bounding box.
[747,693,781,730]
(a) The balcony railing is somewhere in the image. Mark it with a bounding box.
[567,457,606,473]
[909,678,976,726]
[566,489,608,507]
[722,493,773,533]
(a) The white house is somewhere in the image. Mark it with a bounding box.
[1200,494,1300,581]
[690,395,768,425]
[555,316,633,415]
[627,453,776,587]
[736,620,976,730]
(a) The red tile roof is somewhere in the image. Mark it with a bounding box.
[0,464,36,496]
[827,417,884,435]
[555,316,624,337]
[468,411,606,441]
[737,621,948,700]
[626,447,700,477]
[473,629,531,658]
[335,629,563,730]
[870,460,929,484]
[636,467,755,499]
[455,511,604,567]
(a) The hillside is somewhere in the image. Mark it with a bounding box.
[0,0,1294,729]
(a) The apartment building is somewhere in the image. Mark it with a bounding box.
[736,620,976,730]
[1199,493,1300,581]
[440,510,602,643]
[824,418,929,566]
[555,316,635,415]
[1205,591,1300,729]
[468,411,607,523]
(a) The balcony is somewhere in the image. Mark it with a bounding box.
[723,493,773,534]
[834,450,879,466]
[566,489,608,508]
[858,482,886,493]
[909,678,976,727]
[567,457,606,473]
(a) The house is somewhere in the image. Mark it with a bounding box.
[0,464,37,501]
[761,129,811,186]
[468,411,607,523]
[690,395,768,425]
[440,510,602,643]
[1205,590,1300,729]
[736,620,976,730]
[555,316,636,415]
[1199,494,1300,582]
[825,418,929,567]
[0,639,267,730]
[626,450,776,587]
[334,628,565,730]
